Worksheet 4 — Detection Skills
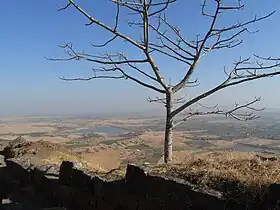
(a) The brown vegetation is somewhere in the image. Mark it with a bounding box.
[2,135,280,199]
[150,151,280,197]
[2,137,88,169]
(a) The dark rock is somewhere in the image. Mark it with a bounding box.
[137,197,164,210]
[53,185,73,206]
[37,164,60,177]
[104,179,138,209]
[95,199,114,210]
[91,176,106,199]
[71,189,95,209]
[262,183,280,209]
[2,136,31,158]
[5,158,33,183]
[33,167,45,186]
[125,164,148,195]
[70,168,92,189]
[2,159,280,210]
[59,161,74,185]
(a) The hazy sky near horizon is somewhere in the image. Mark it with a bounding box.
[1,0,280,117]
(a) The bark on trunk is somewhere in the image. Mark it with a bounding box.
[164,92,174,163]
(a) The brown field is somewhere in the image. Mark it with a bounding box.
[0,123,55,134]
[1,115,280,171]
[2,114,280,197]
[149,151,280,197]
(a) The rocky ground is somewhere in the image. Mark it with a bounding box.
[0,155,53,209]
[0,137,72,209]
[1,136,280,209]
[0,137,128,210]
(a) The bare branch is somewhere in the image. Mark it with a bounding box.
[174,97,263,128]
[60,75,124,81]
[62,0,144,50]
[150,40,194,61]
[157,15,197,50]
[149,23,196,58]
[147,96,166,104]
[103,56,166,93]
[57,2,71,11]
[47,42,148,65]
[91,2,119,47]
[212,11,275,33]
[111,0,143,13]
[171,57,280,117]
[122,70,166,93]
[254,55,280,61]
[219,0,244,11]
[196,101,218,110]
[172,1,275,93]
[149,0,176,17]
[203,28,246,52]
[61,64,165,93]
[172,0,221,93]
[201,0,215,18]
[148,94,187,105]
[149,44,192,65]
[141,1,169,90]
[91,35,118,48]
[149,0,176,6]
[119,54,159,81]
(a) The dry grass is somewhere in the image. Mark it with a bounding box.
[149,151,280,196]
[39,151,87,166]
[0,123,55,134]
[82,148,123,171]
[23,136,71,144]
[137,130,189,148]
[3,138,90,170]
[94,165,127,180]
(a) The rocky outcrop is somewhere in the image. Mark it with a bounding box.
[1,136,31,158]
[0,137,279,209]
[1,156,280,209]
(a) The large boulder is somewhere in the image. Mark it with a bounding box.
[1,136,32,158]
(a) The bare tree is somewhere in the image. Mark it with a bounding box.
[51,0,280,163]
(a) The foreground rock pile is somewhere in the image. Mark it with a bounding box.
[0,137,280,209]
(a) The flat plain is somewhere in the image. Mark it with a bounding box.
[1,112,280,171]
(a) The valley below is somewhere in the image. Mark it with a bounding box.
[1,113,280,171]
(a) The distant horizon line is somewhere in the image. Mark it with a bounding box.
[1,107,280,119]
[0,108,165,119]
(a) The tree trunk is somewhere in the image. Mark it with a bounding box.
[164,91,174,163]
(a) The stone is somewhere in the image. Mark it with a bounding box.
[70,168,92,189]
[91,176,106,199]
[59,161,74,185]
[2,198,12,204]
[125,164,147,195]
[1,158,280,209]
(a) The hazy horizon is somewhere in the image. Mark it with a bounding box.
[1,0,280,117]
[1,107,280,119]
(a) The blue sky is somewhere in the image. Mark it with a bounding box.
[1,0,280,117]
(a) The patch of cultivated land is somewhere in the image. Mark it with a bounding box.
[2,137,87,168]
[2,114,280,209]
[1,115,280,170]
[0,123,55,134]
[3,137,280,203]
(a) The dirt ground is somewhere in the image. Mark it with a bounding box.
[1,116,280,171]
[0,123,55,134]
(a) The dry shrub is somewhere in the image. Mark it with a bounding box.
[150,151,280,197]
